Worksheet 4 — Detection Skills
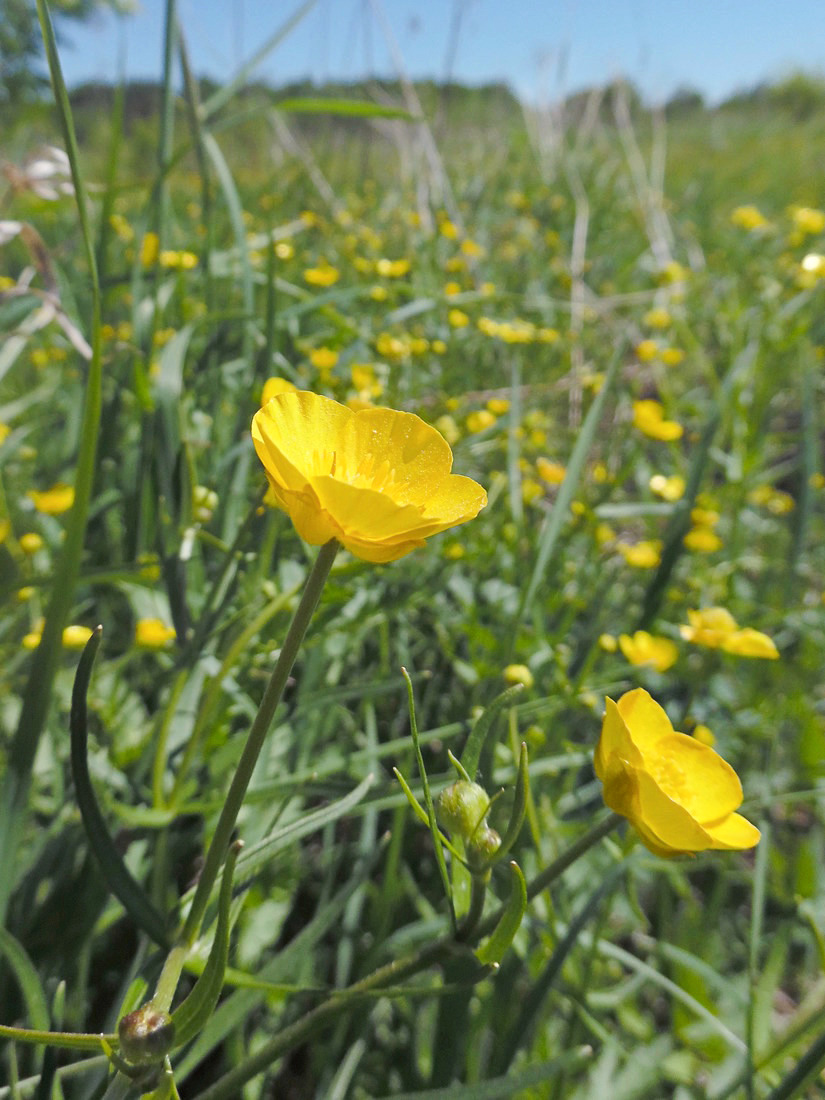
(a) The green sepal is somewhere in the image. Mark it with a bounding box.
[460,684,524,780]
[393,768,466,863]
[171,840,243,1047]
[491,742,529,863]
[447,749,472,782]
[70,627,170,947]
[475,861,527,966]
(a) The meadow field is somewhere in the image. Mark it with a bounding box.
[2,9,825,1099]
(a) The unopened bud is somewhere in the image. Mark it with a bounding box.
[118,1006,175,1065]
[437,780,490,841]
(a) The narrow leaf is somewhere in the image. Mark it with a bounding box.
[70,628,169,947]
[172,840,243,1047]
[460,684,523,781]
[476,861,527,966]
[492,743,529,863]
[403,668,454,924]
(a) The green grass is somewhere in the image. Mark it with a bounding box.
[1,15,825,1098]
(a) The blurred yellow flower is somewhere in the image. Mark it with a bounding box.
[20,532,44,555]
[135,618,176,649]
[159,250,197,270]
[632,399,683,441]
[660,347,685,366]
[731,204,770,231]
[536,457,566,485]
[309,347,339,371]
[487,398,510,415]
[619,540,662,568]
[251,391,487,563]
[522,477,544,505]
[448,308,470,328]
[304,263,340,287]
[466,410,496,434]
[504,664,534,688]
[274,241,294,260]
[599,633,618,652]
[618,631,678,672]
[693,724,716,747]
[635,339,659,362]
[261,377,298,406]
[679,608,779,658]
[643,306,672,329]
[748,484,794,514]
[140,231,159,267]
[376,257,410,277]
[62,624,93,649]
[27,483,74,515]
[683,526,723,553]
[594,688,760,857]
[789,205,825,236]
[375,332,408,360]
[649,473,685,501]
[434,414,460,445]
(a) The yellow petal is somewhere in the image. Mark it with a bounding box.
[647,733,744,822]
[616,688,678,753]
[722,628,779,659]
[702,812,761,850]
[594,697,644,779]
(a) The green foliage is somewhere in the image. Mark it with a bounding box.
[2,11,825,1096]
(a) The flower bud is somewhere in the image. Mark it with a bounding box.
[466,824,501,872]
[437,780,490,841]
[118,1006,175,1065]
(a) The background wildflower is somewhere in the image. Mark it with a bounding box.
[595,689,760,857]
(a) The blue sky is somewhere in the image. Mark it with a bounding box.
[57,0,825,106]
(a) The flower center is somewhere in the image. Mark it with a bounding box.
[321,449,402,496]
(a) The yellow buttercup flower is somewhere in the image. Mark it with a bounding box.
[679,608,779,659]
[731,204,769,231]
[649,474,685,501]
[135,618,176,649]
[62,624,94,649]
[683,525,722,553]
[308,347,339,371]
[465,410,497,434]
[618,540,662,569]
[304,263,340,287]
[643,306,672,330]
[251,391,487,563]
[632,400,683,442]
[618,631,678,672]
[536,457,566,485]
[789,205,825,236]
[594,688,760,857]
[27,483,75,516]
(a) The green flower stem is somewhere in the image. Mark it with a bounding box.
[152,944,190,1015]
[524,812,622,905]
[457,873,489,942]
[192,813,622,1100]
[181,538,339,948]
[193,941,448,1100]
